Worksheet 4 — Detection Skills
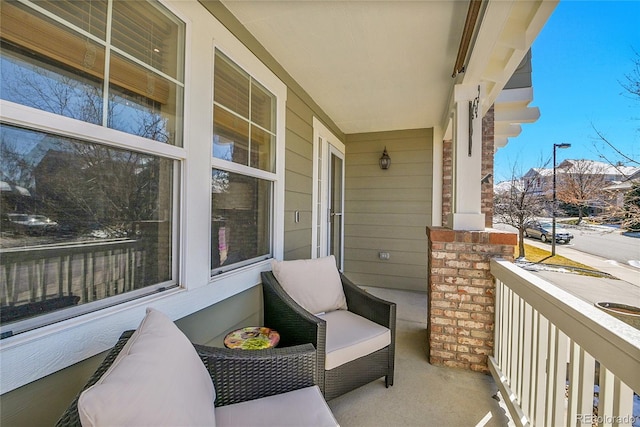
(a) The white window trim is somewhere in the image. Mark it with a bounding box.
[0,0,286,394]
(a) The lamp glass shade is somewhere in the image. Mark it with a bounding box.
[379,148,390,170]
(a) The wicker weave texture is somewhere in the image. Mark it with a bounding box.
[261,270,396,401]
[195,343,316,407]
[56,331,317,426]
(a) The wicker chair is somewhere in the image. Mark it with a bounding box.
[56,330,319,426]
[262,270,396,401]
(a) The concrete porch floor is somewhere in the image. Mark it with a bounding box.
[327,286,513,427]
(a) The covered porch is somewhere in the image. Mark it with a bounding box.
[4,0,638,425]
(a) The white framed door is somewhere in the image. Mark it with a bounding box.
[312,118,345,271]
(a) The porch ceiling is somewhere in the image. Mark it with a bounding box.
[219,0,557,137]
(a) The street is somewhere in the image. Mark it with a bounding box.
[494,221,640,270]
[564,224,640,268]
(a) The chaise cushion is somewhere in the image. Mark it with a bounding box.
[319,310,391,370]
[215,385,338,427]
[271,255,347,315]
[77,308,216,427]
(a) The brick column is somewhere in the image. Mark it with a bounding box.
[426,226,516,373]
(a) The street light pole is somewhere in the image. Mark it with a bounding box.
[552,143,571,257]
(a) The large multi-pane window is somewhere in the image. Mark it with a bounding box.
[0,0,184,336]
[211,51,276,273]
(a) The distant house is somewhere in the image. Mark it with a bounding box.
[519,159,640,214]
[603,168,640,209]
[521,167,554,195]
[557,159,639,183]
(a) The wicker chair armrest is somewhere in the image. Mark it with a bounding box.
[261,271,326,348]
[55,330,136,427]
[342,274,396,329]
[193,343,317,407]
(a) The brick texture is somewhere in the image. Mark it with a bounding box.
[481,106,495,227]
[426,226,515,373]
[442,139,453,226]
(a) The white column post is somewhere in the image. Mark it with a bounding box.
[447,82,486,230]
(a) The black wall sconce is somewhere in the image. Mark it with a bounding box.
[379,147,391,170]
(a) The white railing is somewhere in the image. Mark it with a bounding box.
[490,258,640,427]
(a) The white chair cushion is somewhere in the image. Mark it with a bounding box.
[78,308,216,427]
[216,385,339,427]
[319,310,391,370]
[271,255,347,315]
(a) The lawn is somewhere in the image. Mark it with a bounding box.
[517,243,602,273]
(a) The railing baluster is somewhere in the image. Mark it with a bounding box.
[599,367,614,426]
[533,315,549,426]
[521,302,534,419]
[499,281,509,370]
[567,342,595,426]
[550,329,568,427]
[28,260,36,302]
[517,297,526,404]
[39,258,47,301]
[510,290,521,391]
[612,378,633,427]
[58,254,64,297]
[82,252,89,302]
[10,263,18,305]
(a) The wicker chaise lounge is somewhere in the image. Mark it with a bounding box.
[262,256,396,401]
[56,308,338,427]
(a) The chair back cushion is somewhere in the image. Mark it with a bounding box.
[271,255,347,315]
[78,308,217,427]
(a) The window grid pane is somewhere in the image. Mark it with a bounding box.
[211,169,272,271]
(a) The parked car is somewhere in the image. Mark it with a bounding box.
[3,213,59,235]
[524,221,573,244]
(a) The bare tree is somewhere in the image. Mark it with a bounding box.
[556,160,607,225]
[591,50,640,229]
[494,164,548,259]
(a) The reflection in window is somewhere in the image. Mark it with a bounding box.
[0,0,185,146]
[211,170,271,271]
[0,124,174,326]
[213,50,275,172]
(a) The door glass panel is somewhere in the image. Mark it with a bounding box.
[330,153,343,270]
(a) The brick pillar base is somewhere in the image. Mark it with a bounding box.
[426,226,516,373]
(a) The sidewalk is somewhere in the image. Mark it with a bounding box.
[523,238,640,287]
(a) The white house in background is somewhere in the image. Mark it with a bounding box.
[520,159,640,200]
[557,159,639,182]
[604,168,640,209]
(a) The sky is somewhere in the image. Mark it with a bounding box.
[493,0,640,182]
